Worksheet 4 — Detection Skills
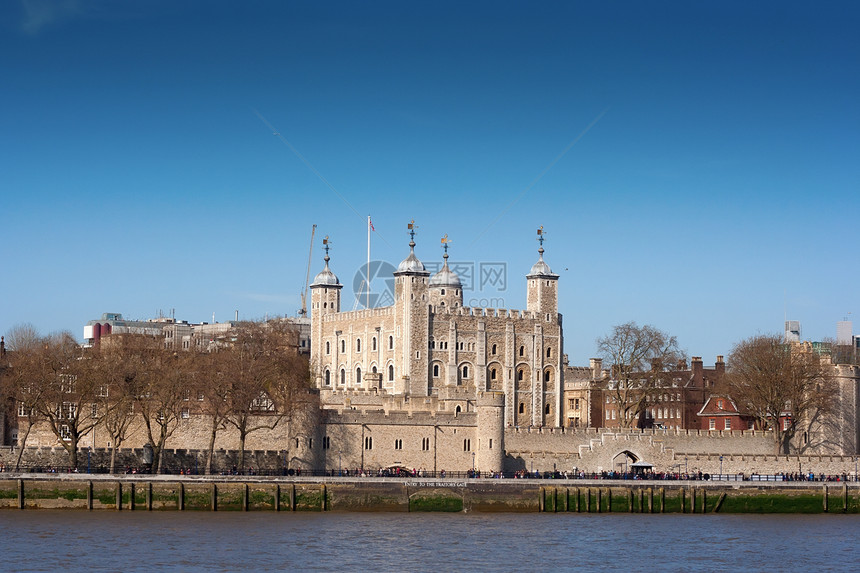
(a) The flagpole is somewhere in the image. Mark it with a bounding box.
[367,215,371,309]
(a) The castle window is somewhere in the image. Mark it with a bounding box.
[546,347,552,358]
[455,405,462,414]
[372,337,377,351]
[441,288,445,295]
[326,341,331,355]
[519,403,525,414]
[323,436,331,450]
[422,437,430,451]
[356,339,361,352]
[323,302,327,308]
[490,368,497,381]
[340,369,345,385]
[545,404,550,415]
[433,364,440,377]
[459,342,464,350]
[544,370,551,383]
[517,369,524,381]
[491,344,497,355]
[394,439,403,450]
[463,439,471,452]
[461,365,469,378]
[356,367,362,384]
[725,418,731,431]
[489,439,493,449]
[389,336,394,350]
[388,365,394,381]
[324,370,331,386]
[519,345,525,357]
[364,436,373,450]
[341,340,345,353]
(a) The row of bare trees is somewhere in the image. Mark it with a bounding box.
[0,321,309,472]
[596,323,835,454]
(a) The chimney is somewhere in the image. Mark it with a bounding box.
[691,356,703,386]
[715,355,725,376]
[590,358,603,380]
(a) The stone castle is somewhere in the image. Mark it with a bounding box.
[4,223,859,478]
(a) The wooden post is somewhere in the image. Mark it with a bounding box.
[605,488,611,513]
[275,484,280,512]
[680,488,685,513]
[596,488,602,513]
[290,484,296,511]
[211,483,217,511]
[586,488,591,513]
[648,488,653,513]
[243,483,248,511]
[702,489,707,513]
[129,483,135,511]
[628,489,633,513]
[639,489,644,513]
[17,479,24,510]
[660,488,665,513]
[574,487,580,512]
[87,481,93,511]
[843,484,848,513]
[146,482,152,511]
[823,485,828,512]
[178,482,185,511]
[116,482,122,511]
[564,488,569,512]
[539,487,545,512]
[321,484,327,511]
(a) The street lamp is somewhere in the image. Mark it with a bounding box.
[471,452,475,476]
[719,455,723,478]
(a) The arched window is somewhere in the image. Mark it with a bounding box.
[372,337,377,351]
[325,341,331,355]
[546,347,552,358]
[324,370,331,386]
[519,403,525,414]
[356,367,362,384]
[389,336,394,349]
[491,343,497,355]
[518,369,524,381]
[372,365,377,374]
[356,339,361,352]
[340,369,345,385]
[455,405,462,413]
[433,364,440,377]
[544,370,551,383]
[461,365,469,378]
[388,365,394,381]
[341,340,345,353]
[519,345,525,357]
[490,368,497,381]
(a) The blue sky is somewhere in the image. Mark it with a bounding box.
[2,1,858,364]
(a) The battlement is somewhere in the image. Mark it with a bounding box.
[324,408,477,427]
[321,307,395,323]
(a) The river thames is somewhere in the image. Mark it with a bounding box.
[2,511,858,572]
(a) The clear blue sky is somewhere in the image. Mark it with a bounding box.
[2,1,858,364]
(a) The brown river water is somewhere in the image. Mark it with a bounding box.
[1,511,858,572]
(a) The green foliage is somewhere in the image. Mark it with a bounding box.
[409,495,463,512]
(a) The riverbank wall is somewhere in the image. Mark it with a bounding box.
[1,475,858,514]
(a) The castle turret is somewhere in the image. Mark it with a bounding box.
[429,234,463,309]
[393,221,431,396]
[476,391,505,473]
[310,237,343,388]
[526,226,559,316]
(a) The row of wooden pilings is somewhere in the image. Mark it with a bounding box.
[13,479,329,512]
[538,486,726,513]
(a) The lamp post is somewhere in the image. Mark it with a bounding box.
[338,450,342,477]
[471,452,475,477]
[719,455,723,478]
[87,447,92,474]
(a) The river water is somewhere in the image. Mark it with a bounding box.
[1,511,858,572]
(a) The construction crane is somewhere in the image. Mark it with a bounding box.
[299,224,317,317]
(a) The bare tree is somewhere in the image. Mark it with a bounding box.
[220,320,308,471]
[13,331,104,468]
[195,350,231,475]
[4,323,41,352]
[720,334,834,454]
[596,322,685,429]
[130,339,190,473]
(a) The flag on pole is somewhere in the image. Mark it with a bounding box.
[369,217,375,232]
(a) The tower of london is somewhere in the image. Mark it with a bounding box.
[310,223,564,430]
